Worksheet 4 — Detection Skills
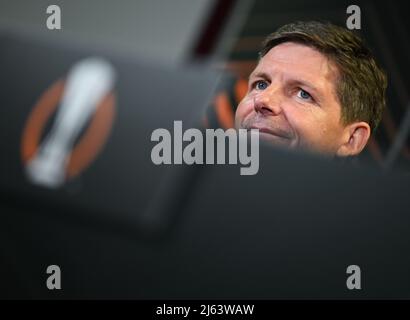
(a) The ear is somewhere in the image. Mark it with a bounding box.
[336,122,371,157]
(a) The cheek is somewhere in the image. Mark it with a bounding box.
[287,108,343,152]
[285,108,329,143]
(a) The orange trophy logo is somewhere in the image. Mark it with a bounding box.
[21,57,117,188]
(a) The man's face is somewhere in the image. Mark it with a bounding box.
[235,42,347,155]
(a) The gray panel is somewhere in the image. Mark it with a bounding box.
[0,0,213,64]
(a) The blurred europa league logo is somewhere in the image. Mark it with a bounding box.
[21,58,117,188]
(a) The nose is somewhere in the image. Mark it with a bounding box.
[253,84,283,116]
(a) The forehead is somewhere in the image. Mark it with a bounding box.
[252,42,339,87]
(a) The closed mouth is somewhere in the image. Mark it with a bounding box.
[247,125,292,140]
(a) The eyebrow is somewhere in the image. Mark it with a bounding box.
[248,71,269,81]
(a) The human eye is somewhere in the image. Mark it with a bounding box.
[296,88,314,102]
[253,80,268,90]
